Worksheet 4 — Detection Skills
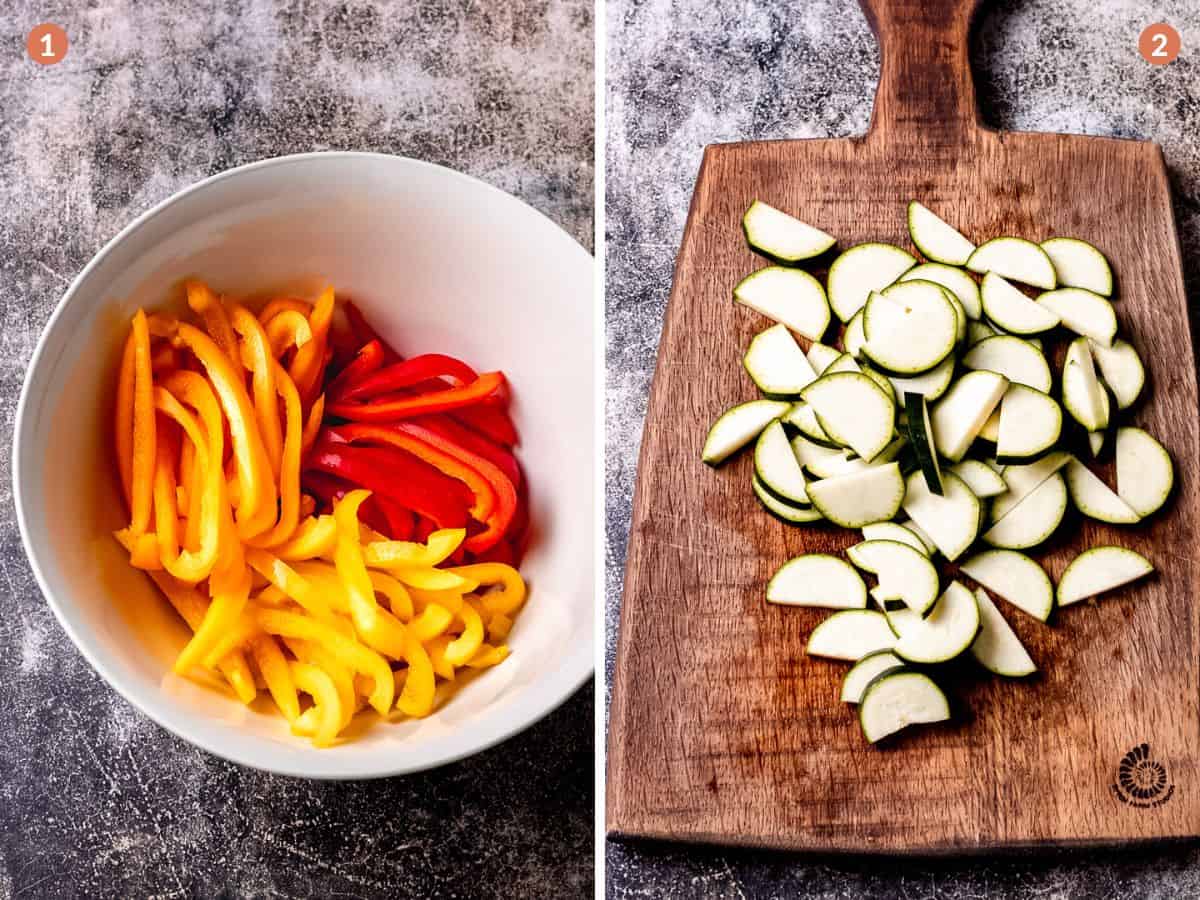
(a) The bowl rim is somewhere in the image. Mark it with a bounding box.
[12,150,594,779]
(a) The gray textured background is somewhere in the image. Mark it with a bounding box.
[0,2,593,898]
[606,0,1200,897]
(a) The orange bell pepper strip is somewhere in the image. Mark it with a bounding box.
[229,305,283,477]
[258,296,311,325]
[115,329,136,509]
[248,361,303,548]
[332,491,409,660]
[171,322,276,537]
[327,371,506,422]
[129,310,157,535]
[289,286,335,400]
[264,309,313,357]
[301,393,325,458]
[185,280,245,382]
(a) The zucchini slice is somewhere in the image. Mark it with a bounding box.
[767,554,866,608]
[702,399,791,465]
[1064,457,1140,524]
[783,402,839,447]
[792,435,857,478]
[754,420,810,506]
[742,200,837,264]
[977,408,1000,444]
[967,237,1057,290]
[947,460,1007,498]
[980,273,1061,335]
[902,519,939,555]
[1040,237,1113,297]
[807,462,906,528]
[883,354,957,403]
[1088,429,1106,458]
[743,324,819,398]
[1061,337,1109,432]
[900,263,982,319]
[861,521,931,556]
[901,470,981,562]
[999,451,1071,507]
[1116,427,1174,517]
[752,474,824,524]
[1057,546,1154,607]
[826,242,916,323]
[962,334,1052,392]
[907,201,975,266]
[824,352,861,375]
[1090,339,1145,410]
[996,384,1062,463]
[842,310,867,359]
[959,548,1054,622]
[734,267,831,340]
[800,372,896,461]
[930,370,1009,462]
[807,609,896,660]
[846,539,940,615]
[858,670,950,743]
[889,581,981,664]
[904,392,942,495]
[983,472,1068,549]
[967,320,996,346]
[807,341,844,374]
[1037,288,1117,347]
[862,283,958,375]
[840,651,906,703]
[970,587,1037,676]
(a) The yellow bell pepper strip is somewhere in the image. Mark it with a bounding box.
[487,612,513,643]
[301,393,325,458]
[114,528,164,569]
[408,603,453,641]
[286,639,357,728]
[258,296,311,325]
[299,493,317,519]
[465,644,510,669]
[185,280,245,382]
[229,305,283,477]
[361,528,465,569]
[175,560,251,675]
[391,567,477,592]
[252,605,393,715]
[202,611,259,668]
[263,309,313,356]
[289,286,335,401]
[408,586,465,615]
[253,583,289,606]
[171,322,276,537]
[288,661,341,747]
[248,361,304,548]
[449,563,527,617]
[273,515,337,561]
[444,602,485,666]
[129,309,157,535]
[395,633,436,718]
[332,491,409,659]
[115,330,136,509]
[291,561,352,614]
[243,548,334,621]
[367,570,413,621]
[425,635,456,680]
[250,635,300,722]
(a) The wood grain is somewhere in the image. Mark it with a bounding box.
[607,0,1200,852]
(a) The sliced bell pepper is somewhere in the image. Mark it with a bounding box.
[327,370,505,422]
[288,286,335,401]
[372,494,416,541]
[185,280,245,382]
[301,393,326,459]
[250,635,300,722]
[129,310,157,535]
[448,400,519,447]
[332,491,409,660]
[115,329,136,509]
[327,339,385,397]
[263,309,313,359]
[273,515,338,562]
[288,661,341,746]
[344,300,401,364]
[413,415,521,488]
[335,354,479,402]
[248,361,304,548]
[230,305,283,476]
[258,296,311,323]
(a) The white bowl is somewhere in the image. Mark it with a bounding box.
[13,152,594,778]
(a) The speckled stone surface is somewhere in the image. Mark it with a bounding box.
[606,1,1200,896]
[0,2,593,897]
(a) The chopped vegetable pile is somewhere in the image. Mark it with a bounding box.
[706,200,1173,744]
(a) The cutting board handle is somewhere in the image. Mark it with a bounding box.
[859,0,983,141]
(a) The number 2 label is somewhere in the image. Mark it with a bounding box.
[1139,23,1181,66]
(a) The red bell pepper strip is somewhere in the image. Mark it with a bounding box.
[344,301,401,365]
[414,415,522,488]
[335,354,480,402]
[328,371,506,422]
[303,471,397,537]
[371,494,416,541]
[328,340,385,397]
[448,401,518,447]
[305,442,471,528]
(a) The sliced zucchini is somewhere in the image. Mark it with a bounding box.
[901,470,981,562]
[752,474,825,523]
[888,580,981,664]
[767,554,865,608]
[807,609,896,660]
[743,324,819,398]
[996,384,1062,463]
[907,201,975,266]
[1040,237,1113,297]
[967,237,1057,290]
[999,451,1071,507]
[702,399,791,465]
[947,460,1007,498]
[900,262,982,319]
[807,462,905,528]
[962,335,1052,392]
[826,242,916,323]
[1057,546,1154,607]
[754,420,810,505]
[801,372,896,461]
[861,522,931,557]
[980,273,1061,336]
[983,472,1067,549]
[842,310,867,359]
[930,370,1009,462]
[858,670,950,742]
[734,267,831,340]
[824,352,860,375]
[1116,427,1174,517]
[904,392,942,495]
[783,402,839,447]
[1061,337,1109,432]
[1088,429,1106,458]
[846,539,940,615]
[1089,339,1145,410]
[862,283,957,375]
[901,519,939,555]
[959,549,1054,622]
[970,587,1037,676]
[840,651,906,703]
[977,408,1000,444]
[742,200,836,264]
[1063,458,1140,524]
[807,341,844,374]
[792,435,856,478]
[883,354,956,403]
[967,320,996,346]
[1038,288,1117,347]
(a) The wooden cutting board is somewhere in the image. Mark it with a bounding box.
[608,0,1200,852]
